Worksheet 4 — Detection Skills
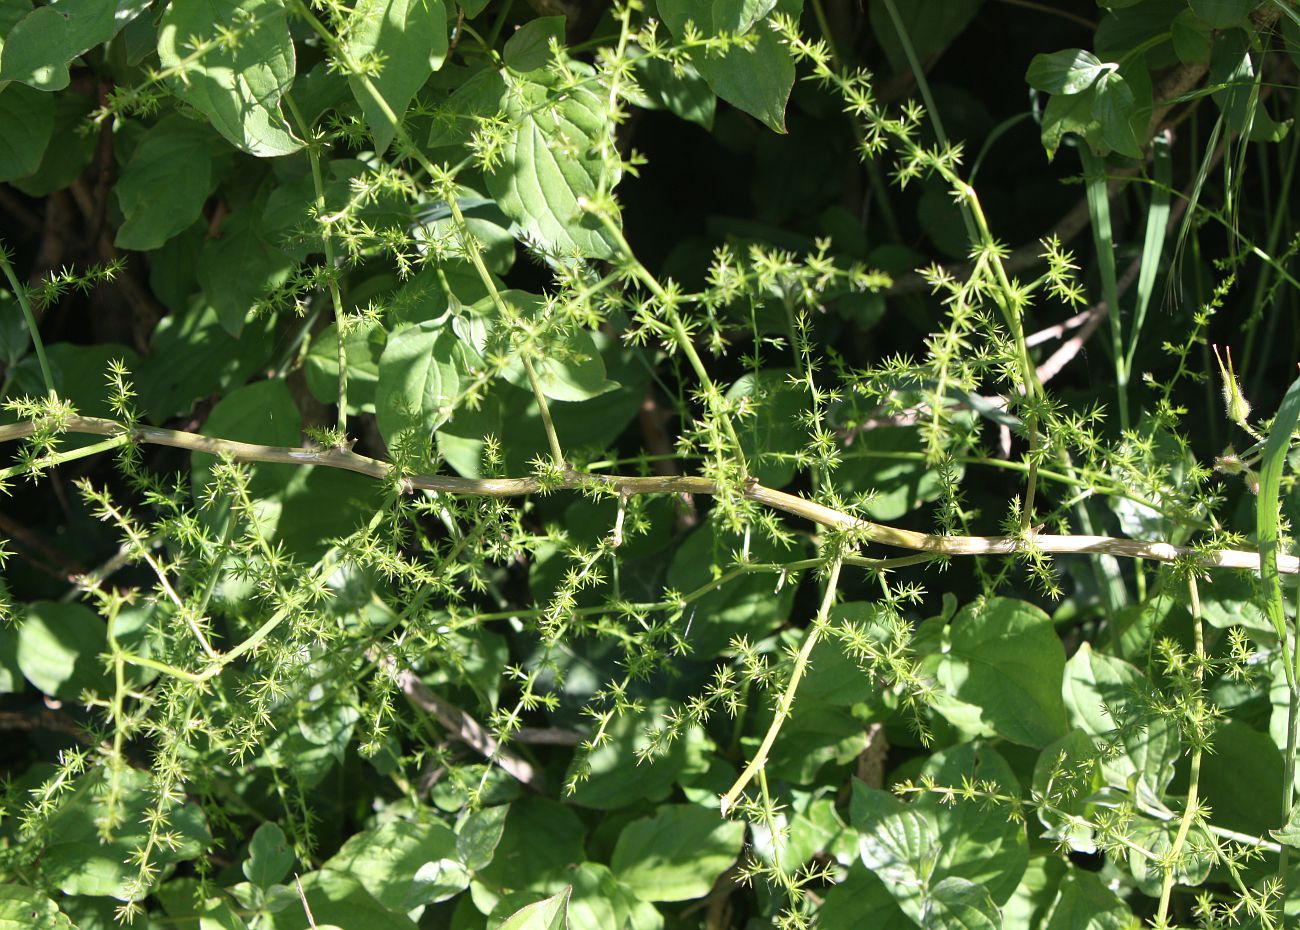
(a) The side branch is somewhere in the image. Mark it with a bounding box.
[1,415,1293,575]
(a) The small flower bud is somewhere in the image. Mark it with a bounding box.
[1213,344,1252,427]
[1215,446,1244,475]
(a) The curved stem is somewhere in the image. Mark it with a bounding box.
[721,557,842,816]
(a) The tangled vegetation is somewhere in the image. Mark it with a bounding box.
[2,0,1300,927]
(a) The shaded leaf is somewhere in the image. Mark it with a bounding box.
[157,0,302,156]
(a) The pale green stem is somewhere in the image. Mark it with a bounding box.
[285,93,349,435]
[720,557,843,815]
[0,243,56,399]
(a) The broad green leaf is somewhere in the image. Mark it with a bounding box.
[851,785,942,923]
[566,701,704,810]
[157,0,302,157]
[16,601,107,699]
[930,597,1069,748]
[503,15,565,73]
[853,743,1027,922]
[484,292,618,401]
[486,80,619,258]
[410,858,471,906]
[755,692,870,784]
[0,0,133,90]
[1197,720,1283,836]
[820,865,912,929]
[1092,71,1140,158]
[727,369,803,487]
[8,342,141,422]
[867,0,981,74]
[1273,803,1300,848]
[42,768,210,899]
[658,0,800,133]
[190,378,301,504]
[1189,0,1252,27]
[1031,730,1104,852]
[305,321,387,415]
[631,56,715,129]
[924,877,1000,930]
[566,863,663,930]
[324,820,459,911]
[0,83,54,181]
[1125,820,1213,897]
[1040,83,1097,159]
[918,744,1027,903]
[0,886,73,929]
[197,206,294,335]
[0,626,20,693]
[665,521,799,656]
[265,871,417,930]
[836,426,959,520]
[243,823,294,889]
[456,803,509,871]
[1026,49,1114,95]
[476,798,587,897]
[114,115,216,251]
[611,804,745,902]
[375,321,468,443]
[1171,10,1213,64]
[1043,873,1133,930]
[496,887,571,930]
[136,301,277,421]
[7,90,96,196]
[345,0,448,152]
[1062,644,1180,805]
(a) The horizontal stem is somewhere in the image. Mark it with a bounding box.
[1,414,1293,575]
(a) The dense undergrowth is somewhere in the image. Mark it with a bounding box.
[2,0,1300,927]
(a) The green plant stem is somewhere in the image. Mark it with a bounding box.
[522,356,564,464]
[0,413,1294,574]
[0,434,129,481]
[720,556,842,816]
[597,217,749,474]
[290,2,568,464]
[1156,575,1206,923]
[285,93,349,435]
[444,191,567,465]
[0,243,56,399]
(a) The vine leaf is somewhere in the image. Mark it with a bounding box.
[1062,644,1180,806]
[610,804,745,902]
[0,83,55,181]
[502,15,565,72]
[157,0,302,157]
[15,601,108,700]
[345,0,448,153]
[0,0,148,91]
[486,81,620,258]
[657,0,799,133]
[0,885,74,930]
[1025,49,1113,95]
[496,886,571,930]
[197,205,295,336]
[375,321,468,443]
[927,597,1069,748]
[113,115,217,250]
